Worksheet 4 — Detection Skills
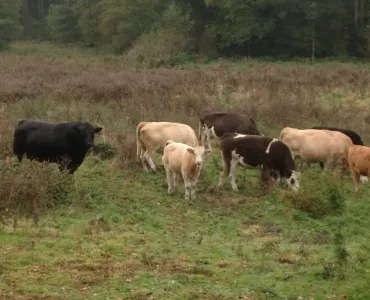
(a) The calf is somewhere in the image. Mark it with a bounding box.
[136,121,198,173]
[162,140,212,200]
[348,145,370,192]
[279,127,353,174]
[218,133,300,191]
[13,120,102,174]
[199,111,260,150]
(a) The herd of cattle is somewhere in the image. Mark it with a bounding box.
[10,111,370,200]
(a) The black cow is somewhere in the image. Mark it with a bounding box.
[311,126,364,170]
[199,111,260,150]
[13,120,103,174]
[218,133,300,191]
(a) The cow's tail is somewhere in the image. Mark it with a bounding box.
[165,140,174,147]
[249,116,261,135]
[136,122,149,162]
[198,118,204,140]
[279,127,288,141]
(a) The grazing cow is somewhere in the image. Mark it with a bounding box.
[13,120,103,174]
[136,121,198,173]
[279,127,353,174]
[218,133,300,191]
[311,126,367,182]
[348,145,370,192]
[162,140,212,200]
[199,111,260,150]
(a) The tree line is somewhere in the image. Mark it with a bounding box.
[1,0,370,59]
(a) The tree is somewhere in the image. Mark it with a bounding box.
[0,0,21,50]
[46,0,80,43]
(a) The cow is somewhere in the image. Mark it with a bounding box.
[348,145,370,192]
[13,120,103,174]
[311,126,367,183]
[218,133,300,191]
[279,127,353,175]
[198,111,261,150]
[162,140,212,200]
[136,121,198,173]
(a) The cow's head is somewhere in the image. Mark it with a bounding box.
[74,122,103,148]
[187,146,212,167]
[285,170,301,191]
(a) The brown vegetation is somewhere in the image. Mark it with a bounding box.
[1,57,370,164]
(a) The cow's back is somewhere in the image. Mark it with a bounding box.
[311,126,364,146]
[206,113,257,132]
[141,122,198,147]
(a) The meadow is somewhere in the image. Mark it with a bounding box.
[1,42,370,299]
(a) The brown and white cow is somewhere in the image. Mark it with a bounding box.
[279,127,353,174]
[136,122,198,173]
[348,145,370,192]
[218,133,300,191]
[162,140,212,200]
[199,111,260,150]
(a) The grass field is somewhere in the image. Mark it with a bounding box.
[1,42,370,299]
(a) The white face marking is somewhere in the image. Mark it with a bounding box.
[234,134,247,139]
[194,147,205,165]
[286,171,300,191]
[265,138,278,154]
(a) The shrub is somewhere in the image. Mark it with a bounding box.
[0,160,73,227]
[281,170,345,217]
[91,142,117,160]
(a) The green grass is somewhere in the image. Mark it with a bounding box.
[1,154,370,300]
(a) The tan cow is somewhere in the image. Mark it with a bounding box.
[348,145,370,192]
[162,140,212,200]
[279,127,353,174]
[136,122,198,173]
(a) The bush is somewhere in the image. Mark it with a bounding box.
[281,170,345,217]
[0,160,73,227]
[91,142,117,160]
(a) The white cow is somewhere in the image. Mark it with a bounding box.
[136,121,198,173]
[279,127,353,174]
[162,140,212,200]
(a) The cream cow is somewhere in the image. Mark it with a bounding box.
[162,140,212,200]
[279,127,353,174]
[136,121,198,173]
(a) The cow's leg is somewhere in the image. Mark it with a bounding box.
[229,158,239,192]
[172,173,178,191]
[323,158,334,173]
[143,147,157,173]
[319,161,324,170]
[202,126,212,150]
[218,150,229,188]
[350,168,360,192]
[165,167,175,194]
[183,176,191,200]
[190,180,197,200]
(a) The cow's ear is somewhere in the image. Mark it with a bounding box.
[187,148,195,154]
[94,127,103,133]
[205,149,213,156]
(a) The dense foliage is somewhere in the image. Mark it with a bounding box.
[3,0,370,58]
[0,0,21,50]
